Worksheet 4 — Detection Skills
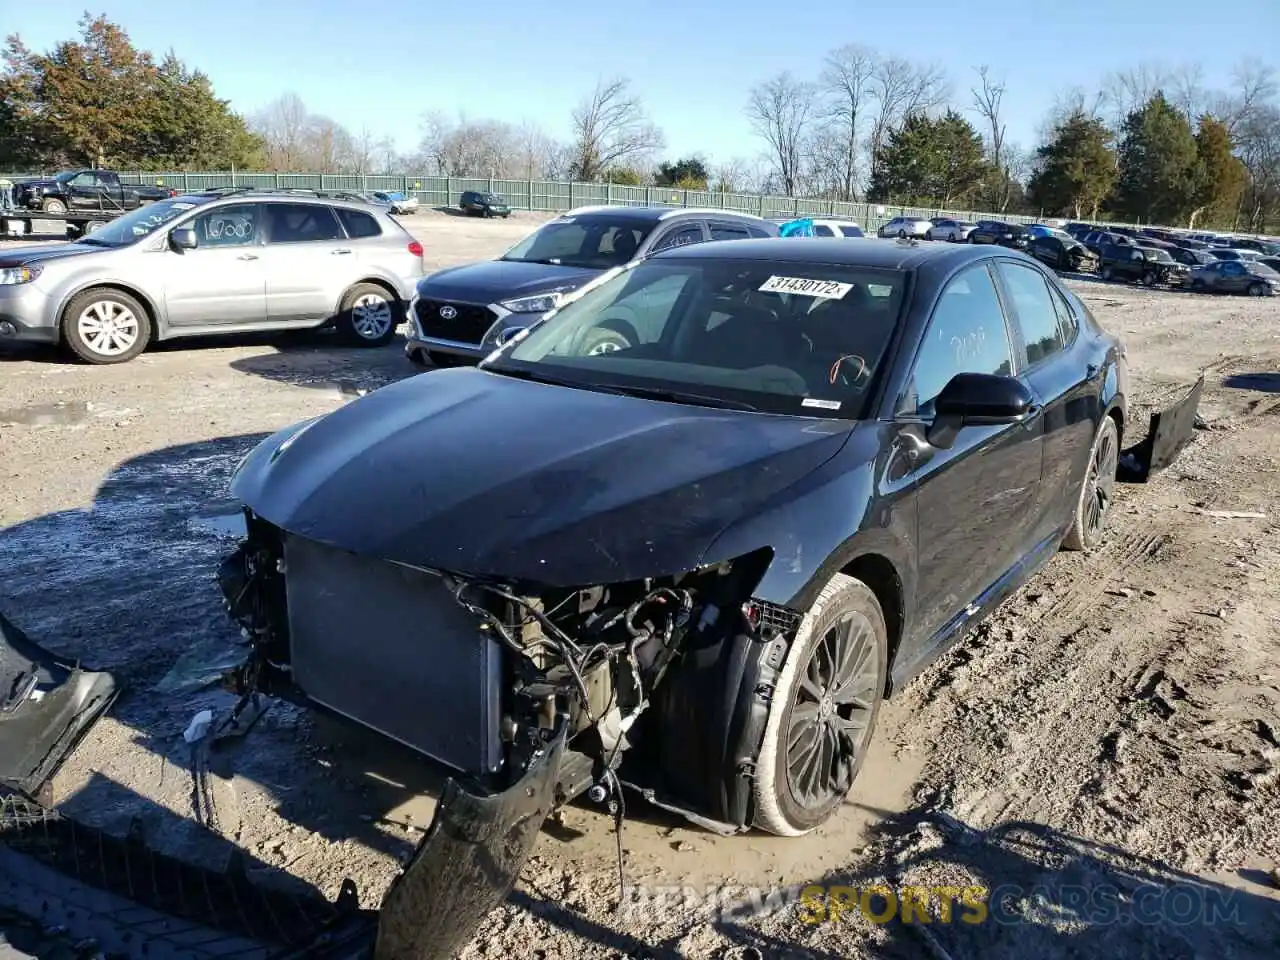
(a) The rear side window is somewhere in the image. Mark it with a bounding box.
[839,226,862,237]
[995,261,1066,366]
[812,224,835,237]
[709,222,750,241]
[337,207,381,239]
[266,203,343,243]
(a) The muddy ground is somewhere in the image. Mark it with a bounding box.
[1,210,1279,958]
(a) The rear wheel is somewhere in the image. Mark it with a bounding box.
[1247,282,1267,297]
[580,318,639,355]
[1062,415,1120,551]
[752,573,888,836]
[61,288,151,364]
[897,228,908,239]
[1141,271,1156,287]
[83,219,108,234]
[336,283,401,346]
[42,198,67,214]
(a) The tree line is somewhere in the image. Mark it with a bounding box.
[3,16,1277,231]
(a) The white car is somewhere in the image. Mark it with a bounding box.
[925,218,977,242]
[877,216,932,239]
[807,218,866,237]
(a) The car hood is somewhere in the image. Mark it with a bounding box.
[418,259,601,304]
[230,368,856,586]
[0,242,103,268]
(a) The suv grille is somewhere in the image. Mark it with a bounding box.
[416,299,494,344]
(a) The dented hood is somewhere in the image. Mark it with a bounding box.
[0,610,117,797]
[230,367,855,585]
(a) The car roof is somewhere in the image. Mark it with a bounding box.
[650,236,1002,270]
[174,191,389,213]
[563,204,772,223]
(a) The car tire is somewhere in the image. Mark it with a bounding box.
[1190,279,1206,293]
[1247,282,1267,296]
[336,283,402,347]
[1101,265,1114,281]
[82,219,109,235]
[1062,414,1120,552]
[752,573,888,837]
[580,319,638,355]
[61,287,151,364]
[42,198,67,214]
[897,229,908,239]
[924,230,934,241]
[1141,271,1156,287]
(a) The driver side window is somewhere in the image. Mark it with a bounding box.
[899,264,1014,417]
[191,204,260,248]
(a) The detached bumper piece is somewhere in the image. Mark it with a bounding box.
[0,611,118,797]
[375,721,568,960]
[1119,375,1205,482]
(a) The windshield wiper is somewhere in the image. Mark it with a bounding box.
[485,366,756,410]
[500,256,562,266]
[594,383,758,411]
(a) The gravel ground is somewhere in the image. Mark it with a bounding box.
[2,212,1279,958]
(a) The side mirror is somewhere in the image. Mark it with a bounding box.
[927,373,1039,449]
[494,325,527,347]
[170,227,197,251]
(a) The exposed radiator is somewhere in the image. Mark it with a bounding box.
[283,534,503,775]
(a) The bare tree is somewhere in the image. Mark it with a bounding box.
[711,156,752,193]
[819,44,877,199]
[971,65,1013,211]
[512,121,560,180]
[251,93,310,170]
[1169,62,1207,123]
[1099,61,1171,131]
[568,77,665,182]
[746,72,817,195]
[350,125,393,176]
[867,57,949,179]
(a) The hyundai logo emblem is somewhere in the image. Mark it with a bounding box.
[439,305,457,319]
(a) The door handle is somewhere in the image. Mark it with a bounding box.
[237,253,259,261]
[332,248,352,255]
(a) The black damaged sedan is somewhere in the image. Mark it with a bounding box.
[217,237,1135,950]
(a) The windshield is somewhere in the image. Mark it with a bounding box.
[500,214,657,269]
[1143,249,1174,262]
[77,198,202,246]
[488,257,906,418]
[1251,262,1280,278]
[53,170,80,183]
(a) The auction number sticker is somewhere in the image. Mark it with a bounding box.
[758,275,853,299]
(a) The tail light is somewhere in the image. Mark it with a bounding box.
[168,188,178,197]
[408,240,423,257]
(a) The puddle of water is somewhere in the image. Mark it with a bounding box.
[0,400,92,426]
[186,511,247,539]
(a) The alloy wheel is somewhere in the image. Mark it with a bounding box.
[77,300,140,357]
[1084,422,1119,538]
[351,294,393,340]
[785,612,880,811]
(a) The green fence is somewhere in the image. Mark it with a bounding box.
[0,169,1225,236]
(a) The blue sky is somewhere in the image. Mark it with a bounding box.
[11,1,1279,163]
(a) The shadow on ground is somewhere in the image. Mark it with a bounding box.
[227,336,418,392]
[1222,372,1280,393]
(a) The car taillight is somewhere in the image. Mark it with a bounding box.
[408,240,423,257]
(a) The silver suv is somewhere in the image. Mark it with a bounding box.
[0,190,426,364]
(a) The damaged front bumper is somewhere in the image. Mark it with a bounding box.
[0,603,575,959]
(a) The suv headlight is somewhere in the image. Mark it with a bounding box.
[499,291,566,313]
[0,265,41,285]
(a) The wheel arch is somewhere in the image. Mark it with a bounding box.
[57,281,162,345]
[838,552,906,694]
[335,276,401,316]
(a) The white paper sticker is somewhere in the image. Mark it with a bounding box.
[801,397,842,410]
[758,275,853,299]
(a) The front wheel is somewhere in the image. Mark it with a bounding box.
[1100,264,1114,281]
[1062,415,1120,551]
[336,283,401,346]
[752,573,888,836]
[1247,282,1267,297]
[61,288,151,364]
[1141,271,1156,287]
[1190,279,1206,293]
